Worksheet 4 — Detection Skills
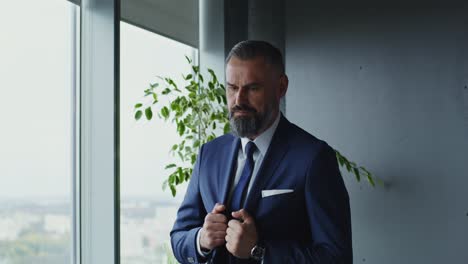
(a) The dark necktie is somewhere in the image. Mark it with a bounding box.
[230,141,257,212]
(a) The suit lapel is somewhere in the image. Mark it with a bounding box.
[244,115,291,212]
[220,137,240,205]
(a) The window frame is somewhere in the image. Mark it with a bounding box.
[70,4,80,264]
[79,0,120,263]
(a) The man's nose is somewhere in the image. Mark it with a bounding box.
[235,87,248,105]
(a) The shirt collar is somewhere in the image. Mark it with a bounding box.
[240,113,281,157]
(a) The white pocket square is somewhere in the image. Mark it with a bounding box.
[261,189,294,198]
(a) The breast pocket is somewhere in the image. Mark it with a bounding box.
[257,190,302,239]
[259,190,296,216]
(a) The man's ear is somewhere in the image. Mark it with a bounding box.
[278,74,289,98]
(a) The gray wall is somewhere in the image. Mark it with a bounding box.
[286,2,468,263]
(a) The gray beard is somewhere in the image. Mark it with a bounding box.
[229,114,261,138]
[229,108,275,138]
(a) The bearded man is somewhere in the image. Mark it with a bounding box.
[171,40,353,264]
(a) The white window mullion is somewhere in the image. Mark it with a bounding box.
[71,4,81,264]
[80,0,119,263]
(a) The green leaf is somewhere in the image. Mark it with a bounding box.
[152,93,158,103]
[223,123,230,134]
[185,74,193,80]
[145,107,153,120]
[345,162,351,172]
[135,110,143,120]
[336,155,345,167]
[170,100,179,111]
[170,184,176,197]
[165,164,177,169]
[162,88,171,95]
[168,174,176,184]
[134,103,143,109]
[178,151,184,161]
[353,167,361,182]
[171,144,178,151]
[178,122,186,136]
[367,174,375,187]
[359,166,371,175]
[166,78,178,90]
[185,55,192,63]
[177,168,184,184]
[207,68,217,83]
[161,106,170,119]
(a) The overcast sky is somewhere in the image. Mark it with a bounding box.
[0,0,195,202]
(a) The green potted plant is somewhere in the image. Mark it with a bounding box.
[134,56,380,196]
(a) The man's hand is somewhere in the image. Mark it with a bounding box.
[226,209,258,259]
[199,203,228,251]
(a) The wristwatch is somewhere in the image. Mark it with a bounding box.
[250,244,265,261]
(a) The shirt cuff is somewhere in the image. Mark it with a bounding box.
[196,229,212,257]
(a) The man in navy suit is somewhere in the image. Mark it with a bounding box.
[171,40,352,263]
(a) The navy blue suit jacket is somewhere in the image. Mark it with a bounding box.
[171,115,353,263]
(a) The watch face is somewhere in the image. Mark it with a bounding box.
[251,245,265,260]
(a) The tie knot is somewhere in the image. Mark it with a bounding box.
[245,141,257,159]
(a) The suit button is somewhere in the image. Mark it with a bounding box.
[187,257,195,263]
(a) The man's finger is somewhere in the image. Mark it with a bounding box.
[227,219,242,232]
[211,203,226,214]
[226,225,241,239]
[204,222,227,232]
[206,212,227,223]
[231,209,252,223]
[206,230,227,239]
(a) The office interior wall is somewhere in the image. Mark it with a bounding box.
[285,2,468,263]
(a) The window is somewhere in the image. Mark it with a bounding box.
[120,22,197,263]
[0,0,79,263]
[1,1,200,263]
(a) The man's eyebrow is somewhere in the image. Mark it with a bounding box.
[243,82,261,89]
[226,82,262,89]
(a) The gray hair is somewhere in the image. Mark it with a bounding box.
[225,40,285,74]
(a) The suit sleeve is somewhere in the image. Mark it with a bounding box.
[170,145,210,264]
[262,144,353,264]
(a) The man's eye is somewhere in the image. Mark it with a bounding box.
[228,86,238,91]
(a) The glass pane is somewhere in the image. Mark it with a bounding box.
[0,0,79,263]
[120,22,197,264]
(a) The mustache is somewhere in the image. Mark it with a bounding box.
[231,104,257,113]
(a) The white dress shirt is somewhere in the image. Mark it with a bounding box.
[196,113,281,259]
